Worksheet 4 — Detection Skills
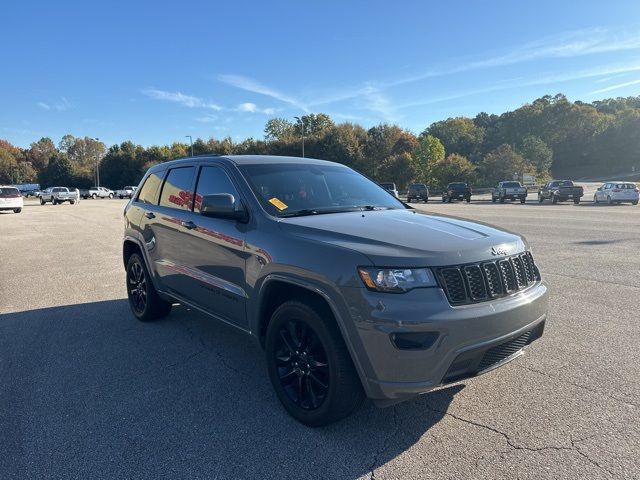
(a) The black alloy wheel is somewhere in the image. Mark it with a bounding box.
[273,319,329,411]
[127,259,147,315]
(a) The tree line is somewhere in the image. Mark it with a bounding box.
[1,93,639,190]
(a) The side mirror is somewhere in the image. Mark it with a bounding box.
[597,187,602,191]
[200,194,247,222]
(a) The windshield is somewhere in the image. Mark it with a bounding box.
[449,183,467,188]
[239,163,405,217]
[0,187,20,197]
[410,184,427,190]
[558,180,574,186]
[502,182,521,187]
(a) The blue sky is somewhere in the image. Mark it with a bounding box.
[2,0,640,148]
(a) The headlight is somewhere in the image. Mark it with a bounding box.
[358,267,437,293]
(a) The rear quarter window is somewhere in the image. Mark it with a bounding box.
[137,172,163,204]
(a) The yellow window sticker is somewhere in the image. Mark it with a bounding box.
[269,197,288,210]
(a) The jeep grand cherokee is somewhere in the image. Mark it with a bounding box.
[123,155,548,426]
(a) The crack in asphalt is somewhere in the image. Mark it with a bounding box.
[516,364,638,408]
[424,404,617,477]
[369,406,402,480]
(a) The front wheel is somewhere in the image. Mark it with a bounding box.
[538,193,544,203]
[92,193,97,199]
[594,195,598,204]
[520,197,526,204]
[126,253,172,321]
[40,198,45,205]
[13,208,21,213]
[465,196,471,203]
[551,194,558,204]
[607,196,612,205]
[424,197,428,203]
[109,193,114,199]
[265,300,364,427]
[633,200,638,205]
[499,196,505,204]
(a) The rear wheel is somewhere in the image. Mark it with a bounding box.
[538,193,544,203]
[92,193,97,199]
[40,198,45,205]
[13,208,21,213]
[70,200,76,205]
[551,194,558,204]
[520,197,526,204]
[424,197,428,203]
[573,198,580,205]
[633,200,638,205]
[265,300,364,427]
[126,253,172,321]
[109,193,114,199]
[499,196,505,203]
[465,196,471,203]
[607,195,612,205]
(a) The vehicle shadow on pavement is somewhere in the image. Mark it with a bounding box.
[1,299,463,479]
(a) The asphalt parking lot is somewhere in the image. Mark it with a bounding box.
[1,196,638,479]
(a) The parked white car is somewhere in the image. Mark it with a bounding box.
[593,181,639,205]
[0,185,23,213]
[88,187,114,199]
[116,186,137,199]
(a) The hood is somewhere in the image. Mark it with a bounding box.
[278,209,526,267]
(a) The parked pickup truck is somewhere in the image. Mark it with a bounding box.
[442,182,472,203]
[85,186,114,199]
[492,181,528,204]
[40,187,79,205]
[538,180,584,204]
[116,186,137,199]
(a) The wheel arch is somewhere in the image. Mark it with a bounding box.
[254,275,372,396]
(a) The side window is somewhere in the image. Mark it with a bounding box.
[137,172,163,205]
[193,166,241,213]
[159,167,196,211]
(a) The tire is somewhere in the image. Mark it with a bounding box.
[492,196,496,203]
[70,200,76,205]
[40,198,45,205]
[573,198,580,205]
[126,253,172,322]
[465,196,470,203]
[520,197,526,204]
[633,200,638,205]
[594,195,598,204]
[499,196,505,204]
[13,208,21,213]
[424,197,428,203]
[551,194,558,204]
[441,196,446,203]
[92,193,97,199]
[538,193,544,203]
[265,300,364,427]
[109,193,114,199]
[119,195,123,199]
[607,196,612,205]
[447,197,452,203]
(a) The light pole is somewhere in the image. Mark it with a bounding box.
[293,116,305,158]
[94,137,101,187]
[185,135,193,157]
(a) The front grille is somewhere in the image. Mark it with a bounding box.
[436,252,541,306]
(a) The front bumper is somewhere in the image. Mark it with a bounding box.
[341,281,548,401]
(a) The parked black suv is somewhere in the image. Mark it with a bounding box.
[442,182,472,203]
[123,155,547,426]
[406,183,429,203]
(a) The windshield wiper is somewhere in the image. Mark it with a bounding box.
[279,206,364,218]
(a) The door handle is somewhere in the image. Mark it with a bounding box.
[144,212,155,219]
[181,220,197,230]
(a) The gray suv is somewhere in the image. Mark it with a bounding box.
[123,155,548,426]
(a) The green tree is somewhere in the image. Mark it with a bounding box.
[519,136,552,177]
[378,152,416,190]
[25,137,57,172]
[424,117,484,159]
[264,118,294,141]
[430,153,476,187]
[411,134,445,184]
[42,153,74,186]
[478,144,530,186]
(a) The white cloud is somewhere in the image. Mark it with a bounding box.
[589,78,640,95]
[238,102,257,112]
[36,97,71,112]
[218,74,307,110]
[37,102,50,110]
[142,88,222,110]
[195,113,219,123]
